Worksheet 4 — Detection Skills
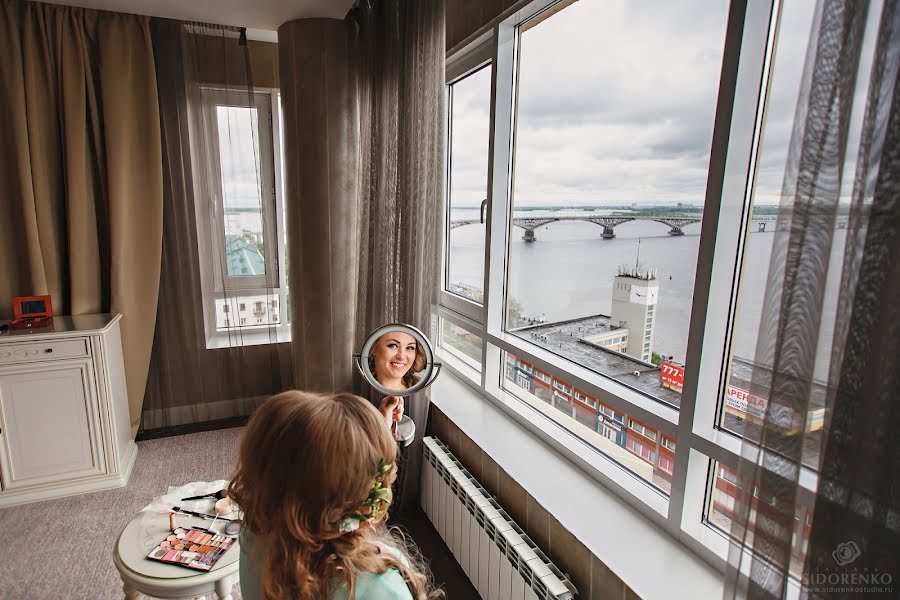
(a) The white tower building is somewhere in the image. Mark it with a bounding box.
[610,264,659,363]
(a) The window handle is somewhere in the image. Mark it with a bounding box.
[480,198,488,224]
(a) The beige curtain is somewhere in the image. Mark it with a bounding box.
[0,0,163,437]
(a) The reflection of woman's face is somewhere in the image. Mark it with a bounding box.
[371,332,417,383]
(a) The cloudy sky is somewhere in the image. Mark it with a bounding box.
[217,104,265,211]
[448,0,819,209]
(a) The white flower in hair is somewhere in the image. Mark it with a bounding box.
[338,517,362,533]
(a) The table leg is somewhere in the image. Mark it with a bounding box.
[215,577,234,600]
[122,581,141,600]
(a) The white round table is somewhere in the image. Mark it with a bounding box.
[114,510,241,599]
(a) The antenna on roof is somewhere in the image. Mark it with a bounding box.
[635,238,641,270]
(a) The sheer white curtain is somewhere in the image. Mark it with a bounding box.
[724,1,900,597]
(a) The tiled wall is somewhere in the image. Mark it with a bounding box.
[430,406,641,600]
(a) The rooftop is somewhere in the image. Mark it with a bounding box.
[512,314,682,409]
[225,235,266,276]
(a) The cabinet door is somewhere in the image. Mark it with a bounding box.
[0,358,105,489]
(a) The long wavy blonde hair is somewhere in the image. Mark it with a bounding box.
[228,391,442,599]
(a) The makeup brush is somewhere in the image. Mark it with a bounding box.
[181,489,228,502]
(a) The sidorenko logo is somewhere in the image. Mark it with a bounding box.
[833,541,863,566]
[804,541,894,594]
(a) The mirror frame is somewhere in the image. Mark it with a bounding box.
[354,323,442,396]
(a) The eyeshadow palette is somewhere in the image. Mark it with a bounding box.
[146,527,235,571]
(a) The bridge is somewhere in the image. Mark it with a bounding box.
[450,214,848,241]
[450,214,713,241]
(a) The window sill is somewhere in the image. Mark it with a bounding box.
[427,365,724,600]
[205,326,291,350]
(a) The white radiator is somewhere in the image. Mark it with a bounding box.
[421,436,576,600]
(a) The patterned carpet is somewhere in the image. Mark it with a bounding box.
[0,426,474,600]
[0,427,245,600]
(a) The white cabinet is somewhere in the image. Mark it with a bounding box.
[0,314,137,507]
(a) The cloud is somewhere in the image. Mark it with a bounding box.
[448,0,819,208]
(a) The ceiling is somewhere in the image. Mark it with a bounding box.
[37,0,357,40]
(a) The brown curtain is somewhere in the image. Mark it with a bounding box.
[277,2,445,511]
[141,20,291,431]
[277,18,360,394]
[0,0,163,437]
[351,0,446,511]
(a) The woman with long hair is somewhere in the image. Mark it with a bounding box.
[229,391,442,600]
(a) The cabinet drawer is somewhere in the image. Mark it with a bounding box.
[0,338,89,365]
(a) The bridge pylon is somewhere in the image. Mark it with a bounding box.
[602,227,615,239]
[523,229,536,242]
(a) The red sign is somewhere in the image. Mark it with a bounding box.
[660,362,684,393]
[725,385,768,421]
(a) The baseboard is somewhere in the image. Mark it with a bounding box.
[139,396,267,431]
[0,447,138,509]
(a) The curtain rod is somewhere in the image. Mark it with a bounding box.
[183,22,248,45]
[183,22,245,35]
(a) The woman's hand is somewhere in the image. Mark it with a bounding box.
[378,395,404,428]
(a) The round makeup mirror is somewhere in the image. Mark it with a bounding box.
[354,323,441,397]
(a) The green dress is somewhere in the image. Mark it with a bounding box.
[239,531,415,600]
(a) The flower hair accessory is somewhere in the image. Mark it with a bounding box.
[337,458,393,533]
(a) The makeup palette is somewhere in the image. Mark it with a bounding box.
[146,527,235,571]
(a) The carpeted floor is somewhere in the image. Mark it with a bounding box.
[0,427,475,600]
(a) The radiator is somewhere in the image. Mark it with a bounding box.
[421,436,576,600]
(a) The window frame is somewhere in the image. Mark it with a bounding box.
[193,87,290,347]
[441,34,495,323]
[434,0,834,576]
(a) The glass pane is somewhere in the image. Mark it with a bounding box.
[439,319,483,370]
[447,65,492,304]
[217,105,265,278]
[505,0,728,408]
[707,461,812,580]
[721,0,855,464]
[503,352,675,494]
[215,293,281,330]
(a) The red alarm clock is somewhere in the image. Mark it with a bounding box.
[10,295,54,330]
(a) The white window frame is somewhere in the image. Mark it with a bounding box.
[434,0,838,580]
[441,33,495,323]
[193,87,290,348]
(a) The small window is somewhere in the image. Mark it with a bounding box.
[196,88,290,341]
[445,64,492,307]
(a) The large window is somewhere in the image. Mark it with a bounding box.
[504,0,728,408]
[437,0,876,578]
[196,89,289,345]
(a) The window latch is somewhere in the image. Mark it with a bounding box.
[480,198,488,224]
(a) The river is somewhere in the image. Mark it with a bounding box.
[448,208,846,381]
